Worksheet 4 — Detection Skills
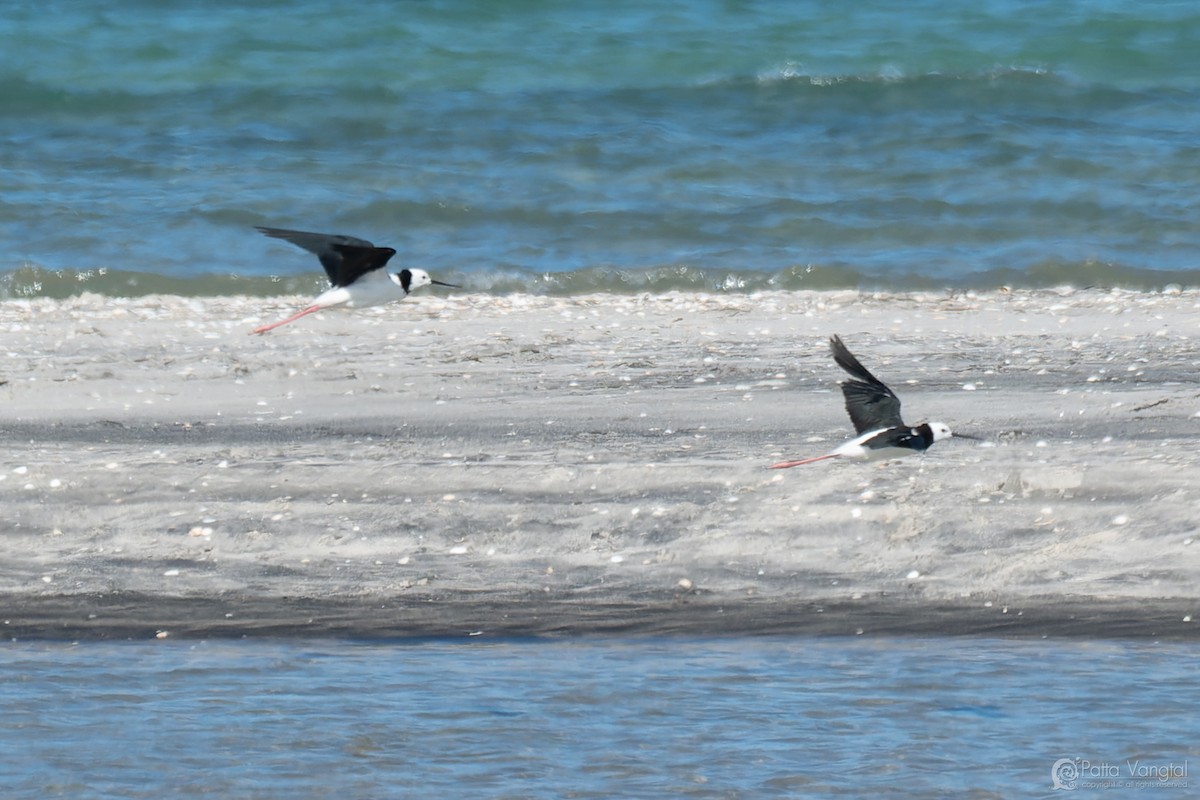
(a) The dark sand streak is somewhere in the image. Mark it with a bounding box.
[4,592,1196,641]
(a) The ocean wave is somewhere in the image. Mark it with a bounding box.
[0,74,158,115]
[4,260,1197,301]
[754,63,1056,88]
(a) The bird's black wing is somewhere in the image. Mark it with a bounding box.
[257,226,397,288]
[829,335,905,433]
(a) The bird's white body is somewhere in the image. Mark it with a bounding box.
[311,269,436,311]
[772,422,954,468]
[830,428,906,461]
[833,422,953,461]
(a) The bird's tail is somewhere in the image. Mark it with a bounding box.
[768,453,841,469]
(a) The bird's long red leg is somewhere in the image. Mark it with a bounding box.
[251,305,322,335]
[769,453,841,469]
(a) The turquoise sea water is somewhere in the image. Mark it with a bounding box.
[3,0,1199,297]
[2,636,1196,798]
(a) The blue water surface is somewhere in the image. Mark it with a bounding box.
[1,636,1195,798]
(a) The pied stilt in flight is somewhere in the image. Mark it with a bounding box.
[770,335,978,468]
[251,226,459,334]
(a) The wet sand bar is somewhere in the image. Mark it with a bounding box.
[1,289,1198,639]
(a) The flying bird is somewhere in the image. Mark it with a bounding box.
[770,335,976,468]
[251,226,459,334]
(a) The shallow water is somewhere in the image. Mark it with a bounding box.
[2,636,1195,797]
[4,1,1200,297]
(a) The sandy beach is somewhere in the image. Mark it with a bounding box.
[1,288,1198,640]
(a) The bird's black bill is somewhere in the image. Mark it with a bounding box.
[953,432,983,440]
[431,279,461,288]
